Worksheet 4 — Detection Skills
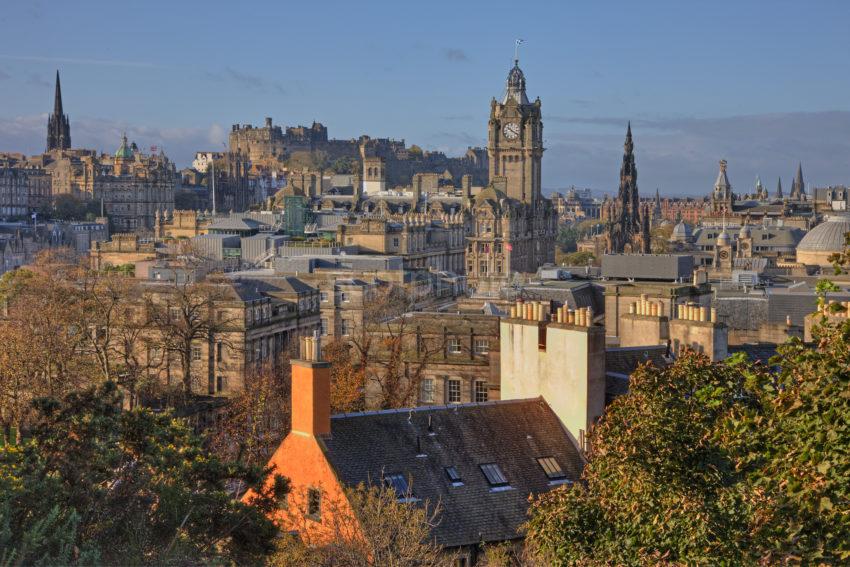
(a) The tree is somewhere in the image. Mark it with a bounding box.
[526,327,850,565]
[345,286,446,409]
[0,381,285,565]
[270,484,453,567]
[208,357,293,467]
[323,339,366,414]
[330,156,357,175]
[557,225,581,253]
[558,251,594,266]
[143,279,236,398]
[0,255,98,440]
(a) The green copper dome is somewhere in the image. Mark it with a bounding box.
[115,133,133,159]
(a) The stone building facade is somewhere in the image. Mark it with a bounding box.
[96,135,177,231]
[336,215,466,273]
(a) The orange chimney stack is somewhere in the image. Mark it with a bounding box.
[291,333,331,437]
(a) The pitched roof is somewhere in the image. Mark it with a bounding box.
[605,345,668,376]
[321,398,584,547]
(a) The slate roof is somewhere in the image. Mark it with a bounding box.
[321,398,584,548]
[605,345,668,376]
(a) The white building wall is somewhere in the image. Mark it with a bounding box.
[500,320,605,446]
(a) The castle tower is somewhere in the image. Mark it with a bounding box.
[46,71,71,151]
[486,58,543,205]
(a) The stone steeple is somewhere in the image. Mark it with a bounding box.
[790,162,805,200]
[775,177,783,199]
[46,71,71,151]
[605,123,645,253]
[618,122,640,235]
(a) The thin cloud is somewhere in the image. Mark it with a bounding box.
[441,114,474,121]
[25,73,50,88]
[444,48,468,62]
[206,67,286,95]
[0,54,162,69]
[0,68,10,81]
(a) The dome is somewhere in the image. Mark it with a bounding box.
[797,215,850,267]
[670,220,692,242]
[716,228,731,246]
[115,133,133,159]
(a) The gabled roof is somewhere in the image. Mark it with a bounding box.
[321,398,584,548]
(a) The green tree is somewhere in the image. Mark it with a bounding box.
[0,381,286,565]
[557,226,581,253]
[526,329,850,565]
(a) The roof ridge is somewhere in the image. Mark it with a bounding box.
[330,397,544,420]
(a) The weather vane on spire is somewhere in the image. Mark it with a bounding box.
[514,38,524,62]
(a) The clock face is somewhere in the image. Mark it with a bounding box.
[503,122,520,140]
[719,250,730,260]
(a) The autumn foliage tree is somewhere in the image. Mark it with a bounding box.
[527,318,850,565]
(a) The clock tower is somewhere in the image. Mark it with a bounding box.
[487,59,543,204]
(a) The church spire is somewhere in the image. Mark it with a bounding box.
[776,177,783,199]
[53,70,63,116]
[791,162,805,199]
[46,70,71,151]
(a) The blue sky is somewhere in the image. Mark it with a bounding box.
[2,0,850,196]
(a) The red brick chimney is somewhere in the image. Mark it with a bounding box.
[291,333,331,437]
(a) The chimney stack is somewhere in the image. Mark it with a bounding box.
[291,331,331,437]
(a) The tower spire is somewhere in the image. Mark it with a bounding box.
[46,70,71,151]
[53,70,63,116]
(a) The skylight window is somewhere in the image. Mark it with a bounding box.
[445,466,463,486]
[480,463,509,490]
[537,456,567,480]
[384,473,410,496]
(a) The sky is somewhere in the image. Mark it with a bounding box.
[2,0,850,196]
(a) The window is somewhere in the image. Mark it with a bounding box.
[341,319,351,336]
[216,375,226,393]
[340,292,348,303]
[307,488,321,520]
[384,473,410,497]
[421,378,435,403]
[445,466,463,486]
[537,456,567,481]
[447,338,461,355]
[320,318,328,336]
[474,338,489,355]
[320,291,328,302]
[191,346,201,361]
[392,237,399,247]
[480,463,509,489]
[474,381,488,403]
[447,379,461,403]
[216,342,223,362]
